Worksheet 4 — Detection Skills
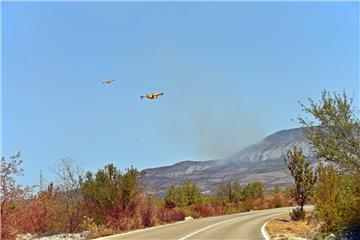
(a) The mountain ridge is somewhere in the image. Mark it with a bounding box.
[142,127,314,196]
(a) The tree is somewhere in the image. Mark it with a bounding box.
[179,179,202,207]
[53,158,83,192]
[1,152,24,212]
[52,158,85,232]
[298,90,360,173]
[297,90,360,233]
[163,180,202,208]
[120,166,142,210]
[82,164,142,223]
[82,164,124,221]
[1,152,29,239]
[164,186,178,208]
[216,180,242,204]
[241,181,266,200]
[240,181,267,210]
[285,147,316,216]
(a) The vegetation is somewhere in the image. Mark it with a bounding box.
[313,164,359,234]
[216,180,242,204]
[1,152,30,239]
[294,90,360,235]
[299,90,360,174]
[285,147,316,220]
[5,90,359,239]
[164,179,202,208]
[1,154,293,239]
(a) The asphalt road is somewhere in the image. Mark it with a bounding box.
[99,207,293,240]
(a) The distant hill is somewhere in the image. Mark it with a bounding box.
[142,127,315,196]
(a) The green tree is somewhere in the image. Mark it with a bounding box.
[298,90,360,231]
[82,164,142,222]
[298,90,360,174]
[121,166,142,210]
[216,180,242,204]
[82,164,122,211]
[164,186,178,208]
[179,179,202,207]
[241,181,267,210]
[285,147,316,219]
[164,180,202,208]
[241,181,266,200]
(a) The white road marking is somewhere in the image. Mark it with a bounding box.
[179,209,288,240]
[178,217,241,240]
[261,220,271,240]
[97,207,292,240]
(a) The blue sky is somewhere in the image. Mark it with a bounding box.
[3,2,359,186]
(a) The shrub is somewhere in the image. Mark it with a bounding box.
[81,216,115,238]
[313,164,359,233]
[289,207,306,221]
[192,204,215,218]
[16,191,61,234]
[213,204,226,216]
[164,180,202,208]
[156,207,185,223]
[243,198,254,211]
[271,186,285,208]
[140,196,158,227]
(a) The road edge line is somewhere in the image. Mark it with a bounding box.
[261,220,271,240]
[178,218,238,240]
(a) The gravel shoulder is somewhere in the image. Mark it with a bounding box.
[265,211,318,240]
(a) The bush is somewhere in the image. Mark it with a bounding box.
[157,207,185,223]
[192,204,215,218]
[164,180,202,208]
[15,191,62,234]
[271,186,285,208]
[81,216,115,238]
[140,196,158,227]
[289,207,306,221]
[243,198,254,211]
[313,164,359,233]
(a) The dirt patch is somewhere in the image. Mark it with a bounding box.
[266,211,318,240]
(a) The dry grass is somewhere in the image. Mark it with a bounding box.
[266,211,318,239]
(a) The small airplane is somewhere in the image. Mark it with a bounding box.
[102,79,116,84]
[140,92,164,100]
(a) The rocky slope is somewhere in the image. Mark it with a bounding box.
[142,127,315,196]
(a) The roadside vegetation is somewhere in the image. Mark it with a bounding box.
[1,155,294,239]
[3,90,359,239]
[284,90,360,239]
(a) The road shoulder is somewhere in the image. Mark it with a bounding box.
[265,211,318,240]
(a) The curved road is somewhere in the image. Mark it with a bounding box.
[99,207,292,240]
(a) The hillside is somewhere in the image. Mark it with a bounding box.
[142,127,315,196]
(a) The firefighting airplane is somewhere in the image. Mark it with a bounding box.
[140,92,164,100]
[102,79,116,84]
